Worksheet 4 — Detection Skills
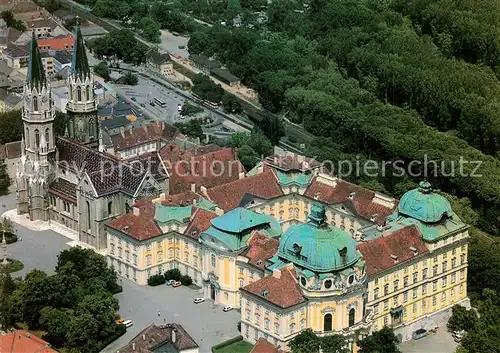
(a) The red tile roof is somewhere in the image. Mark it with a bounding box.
[158,191,200,206]
[167,147,245,194]
[110,122,177,151]
[107,199,162,241]
[0,330,57,353]
[184,207,217,240]
[304,176,397,224]
[38,35,74,51]
[241,265,306,309]
[250,338,285,353]
[243,232,280,270]
[357,225,429,277]
[206,169,283,211]
[264,154,321,172]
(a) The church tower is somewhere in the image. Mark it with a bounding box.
[66,20,98,147]
[16,32,55,221]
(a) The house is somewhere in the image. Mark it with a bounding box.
[3,92,23,111]
[52,49,72,73]
[210,67,240,86]
[38,35,74,51]
[0,330,57,353]
[40,51,54,75]
[80,25,108,38]
[146,50,173,77]
[52,9,76,24]
[189,54,221,72]
[26,18,66,38]
[117,324,199,353]
[2,43,29,69]
[0,18,8,51]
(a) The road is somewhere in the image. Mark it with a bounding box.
[1,189,239,353]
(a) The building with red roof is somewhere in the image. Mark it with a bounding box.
[0,330,57,353]
[38,35,74,51]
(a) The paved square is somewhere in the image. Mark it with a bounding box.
[399,327,458,353]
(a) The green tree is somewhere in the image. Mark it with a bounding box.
[357,327,401,353]
[93,61,110,81]
[54,111,68,137]
[448,305,478,332]
[0,162,10,195]
[174,119,203,139]
[221,92,242,114]
[122,72,138,85]
[320,334,349,353]
[1,11,26,31]
[180,101,204,116]
[138,17,161,43]
[236,144,259,171]
[0,269,16,329]
[164,268,181,281]
[0,110,22,144]
[187,31,210,55]
[39,307,73,347]
[257,115,284,145]
[289,328,321,353]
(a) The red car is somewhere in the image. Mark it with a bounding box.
[172,281,182,288]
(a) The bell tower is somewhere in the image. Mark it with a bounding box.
[16,32,54,221]
[66,19,98,147]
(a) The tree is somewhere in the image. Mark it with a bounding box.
[164,268,181,281]
[0,110,22,144]
[187,31,210,55]
[0,11,25,31]
[147,274,166,286]
[357,327,401,353]
[93,61,110,81]
[192,74,224,104]
[236,145,259,171]
[321,335,349,353]
[122,72,138,85]
[40,0,62,13]
[0,162,10,195]
[174,119,203,139]
[448,305,478,333]
[289,329,321,353]
[179,274,192,286]
[221,92,243,114]
[0,269,16,329]
[180,102,204,116]
[138,17,161,43]
[54,111,68,137]
[257,115,284,145]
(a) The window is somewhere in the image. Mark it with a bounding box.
[393,295,398,307]
[274,323,279,334]
[422,268,428,280]
[158,252,163,262]
[412,288,417,299]
[211,254,216,267]
[422,283,427,294]
[33,95,38,111]
[118,247,122,258]
[442,276,447,287]
[133,254,137,265]
[433,280,438,291]
[301,319,305,329]
[324,279,332,289]
[461,254,466,265]
[403,276,408,287]
[86,201,91,230]
[452,258,456,268]
[373,304,379,315]
[374,288,379,300]
[413,272,418,283]
[433,265,438,276]
[35,129,40,148]
[433,295,437,306]
[289,323,295,333]
[239,268,243,275]
[412,303,417,313]
[441,292,446,302]
[108,201,113,216]
[86,85,90,101]
[451,273,456,283]
[184,252,189,263]
[110,244,115,255]
[349,308,355,327]
[77,86,82,101]
[265,319,270,330]
[323,314,332,332]
[146,255,151,265]
[383,300,388,310]
[45,128,49,150]
[383,316,388,326]
[239,279,244,288]
[403,291,408,302]
[394,280,399,291]
[384,284,389,296]
[460,269,465,280]
[168,249,173,258]
[246,310,250,320]
[443,261,448,272]
[422,299,426,309]
[451,288,455,297]
[125,250,129,262]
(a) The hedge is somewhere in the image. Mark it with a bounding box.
[180,274,193,286]
[6,259,24,273]
[4,232,17,244]
[147,274,166,286]
[164,268,181,281]
[211,335,243,353]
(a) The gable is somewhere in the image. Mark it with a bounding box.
[134,172,161,199]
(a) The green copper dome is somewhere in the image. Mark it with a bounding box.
[398,181,453,223]
[277,203,359,272]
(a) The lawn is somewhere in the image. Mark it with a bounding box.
[214,340,253,353]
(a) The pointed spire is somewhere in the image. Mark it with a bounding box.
[27,30,46,89]
[71,17,91,79]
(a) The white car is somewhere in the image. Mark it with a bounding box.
[122,319,133,328]
[222,305,233,312]
[193,297,205,304]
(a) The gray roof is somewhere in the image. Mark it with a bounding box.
[55,65,72,79]
[26,18,59,30]
[210,67,240,83]
[4,43,29,58]
[4,93,23,107]
[148,51,171,65]
[0,59,14,76]
[53,9,75,21]
[53,50,72,64]
[80,26,108,37]
[5,141,22,159]
[190,54,221,69]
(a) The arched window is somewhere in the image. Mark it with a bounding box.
[33,96,38,111]
[349,308,355,327]
[86,85,90,101]
[108,201,113,216]
[125,203,131,213]
[77,86,82,102]
[34,129,40,148]
[25,129,30,148]
[86,201,91,230]
[323,313,332,332]
[45,128,50,150]
[89,118,95,138]
[69,87,72,100]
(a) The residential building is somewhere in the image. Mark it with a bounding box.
[0,330,57,352]
[40,51,54,75]
[80,25,108,39]
[26,18,66,38]
[2,43,29,69]
[189,54,221,73]
[38,35,74,51]
[0,18,8,51]
[2,92,23,111]
[117,323,199,353]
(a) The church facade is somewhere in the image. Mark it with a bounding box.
[16,26,167,250]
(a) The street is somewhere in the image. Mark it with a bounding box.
[1,189,239,353]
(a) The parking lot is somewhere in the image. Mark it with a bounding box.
[399,327,459,353]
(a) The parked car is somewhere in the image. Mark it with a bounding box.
[166,279,175,286]
[123,319,133,328]
[222,306,233,312]
[193,297,205,304]
[172,281,182,287]
[140,103,146,107]
[131,97,137,101]
[150,101,155,106]
[453,330,465,343]
[412,329,428,340]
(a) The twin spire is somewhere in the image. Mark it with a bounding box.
[26,16,90,87]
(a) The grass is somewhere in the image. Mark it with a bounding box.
[213,340,253,353]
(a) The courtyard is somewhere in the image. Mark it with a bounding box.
[398,326,458,353]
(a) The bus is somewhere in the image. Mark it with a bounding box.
[153,97,167,107]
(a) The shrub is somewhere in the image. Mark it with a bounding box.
[164,268,181,281]
[147,274,166,286]
[6,259,24,273]
[180,274,192,286]
[4,232,17,244]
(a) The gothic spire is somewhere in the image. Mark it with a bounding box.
[71,17,91,79]
[27,31,46,89]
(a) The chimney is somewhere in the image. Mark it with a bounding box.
[272,268,281,279]
[215,207,224,216]
[238,172,245,179]
[161,121,165,130]
[132,343,136,351]
[172,329,176,343]
[391,254,398,263]
[120,126,125,138]
[160,192,166,200]
[410,246,418,255]
[191,183,196,192]
[348,192,355,200]
[193,198,197,205]
[142,334,146,341]
[302,161,309,170]
[133,206,140,216]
